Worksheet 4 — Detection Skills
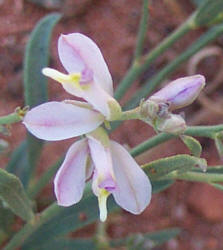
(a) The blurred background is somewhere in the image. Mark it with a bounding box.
[1,0,223,249]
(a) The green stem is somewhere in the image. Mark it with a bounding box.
[124,22,223,110]
[114,14,194,100]
[134,0,149,61]
[4,203,60,250]
[131,125,223,157]
[95,221,110,250]
[167,171,223,183]
[0,113,22,125]
[119,107,141,120]
[28,157,63,199]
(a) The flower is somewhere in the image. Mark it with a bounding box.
[42,33,121,120]
[23,33,152,221]
[148,75,205,111]
[23,33,123,139]
[140,75,205,134]
[23,100,105,141]
[54,128,152,221]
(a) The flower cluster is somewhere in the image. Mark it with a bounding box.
[23,33,205,221]
[23,33,152,221]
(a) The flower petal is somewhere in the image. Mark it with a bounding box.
[54,139,88,206]
[149,75,205,110]
[87,136,116,193]
[23,101,104,141]
[110,140,152,214]
[58,33,113,95]
[81,82,121,120]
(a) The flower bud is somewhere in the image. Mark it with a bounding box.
[156,114,187,134]
[148,75,205,111]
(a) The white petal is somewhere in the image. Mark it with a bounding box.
[23,101,104,141]
[87,136,116,192]
[110,141,152,214]
[58,33,113,95]
[54,139,88,206]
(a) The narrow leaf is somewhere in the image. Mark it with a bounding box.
[28,157,63,199]
[6,141,29,187]
[191,0,204,6]
[23,13,61,186]
[0,201,14,235]
[124,22,223,111]
[180,135,202,157]
[214,133,223,160]
[195,0,223,26]
[111,228,181,249]
[0,169,34,221]
[210,183,223,191]
[35,238,95,250]
[143,154,207,180]
[22,196,118,249]
[152,179,174,193]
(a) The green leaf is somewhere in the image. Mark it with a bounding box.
[123,22,223,111]
[180,135,202,157]
[23,13,61,186]
[0,201,14,236]
[210,183,223,191]
[26,0,62,9]
[0,169,34,221]
[24,13,61,107]
[112,228,181,249]
[21,195,118,249]
[33,238,95,250]
[28,157,63,199]
[152,179,174,193]
[191,0,204,6]
[195,0,223,26]
[143,154,207,180]
[6,141,29,187]
[214,132,223,160]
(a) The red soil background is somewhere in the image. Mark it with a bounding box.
[1,0,223,249]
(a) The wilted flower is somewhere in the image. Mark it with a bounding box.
[148,75,205,111]
[54,128,152,221]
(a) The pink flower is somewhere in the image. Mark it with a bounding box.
[54,128,151,221]
[149,75,205,111]
[23,33,152,221]
[42,33,121,120]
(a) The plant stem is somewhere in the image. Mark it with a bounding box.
[114,14,194,100]
[134,0,149,61]
[119,107,141,120]
[4,203,60,250]
[124,21,223,110]
[28,157,63,199]
[167,171,223,183]
[0,113,22,125]
[95,221,110,250]
[131,125,223,157]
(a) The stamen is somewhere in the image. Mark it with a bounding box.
[42,67,81,84]
[42,67,92,91]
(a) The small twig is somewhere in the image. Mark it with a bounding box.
[134,0,149,61]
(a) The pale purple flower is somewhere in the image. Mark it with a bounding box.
[149,75,205,111]
[23,33,151,221]
[23,101,104,141]
[54,131,152,221]
[42,33,121,120]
